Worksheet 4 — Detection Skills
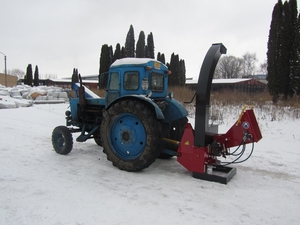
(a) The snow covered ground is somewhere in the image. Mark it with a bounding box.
[0,102,300,225]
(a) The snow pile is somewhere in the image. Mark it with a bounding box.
[0,96,33,109]
[0,84,69,109]
[29,86,69,104]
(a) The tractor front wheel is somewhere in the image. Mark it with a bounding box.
[101,99,162,172]
[52,126,73,155]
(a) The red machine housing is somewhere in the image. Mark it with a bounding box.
[175,43,262,184]
[177,107,262,184]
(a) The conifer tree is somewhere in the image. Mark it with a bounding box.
[160,53,166,64]
[295,12,300,96]
[157,52,166,64]
[289,0,300,96]
[25,64,33,87]
[157,52,161,62]
[267,0,300,101]
[145,46,148,58]
[71,68,79,90]
[99,44,113,87]
[113,43,121,63]
[109,45,113,63]
[136,31,146,58]
[281,1,293,99]
[99,44,113,75]
[23,74,27,84]
[267,0,283,102]
[33,65,39,86]
[146,32,155,59]
[125,25,135,57]
[121,46,126,58]
[179,59,186,86]
[168,53,180,86]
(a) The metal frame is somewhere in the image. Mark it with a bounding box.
[193,166,237,184]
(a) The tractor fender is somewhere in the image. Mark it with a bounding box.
[106,95,165,120]
[162,97,188,122]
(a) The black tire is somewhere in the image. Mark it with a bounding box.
[101,99,162,172]
[158,152,175,159]
[52,126,73,155]
[94,137,102,146]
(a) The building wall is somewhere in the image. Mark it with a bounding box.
[17,78,99,90]
[212,80,266,93]
[0,73,18,87]
[45,79,98,90]
[187,79,266,93]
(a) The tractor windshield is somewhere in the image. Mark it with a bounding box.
[124,72,139,90]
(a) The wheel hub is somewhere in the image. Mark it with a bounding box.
[56,135,64,148]
[121,131,130,142]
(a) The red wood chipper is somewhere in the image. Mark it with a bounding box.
[176,43,262,184]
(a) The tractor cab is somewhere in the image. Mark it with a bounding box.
[104,58,170,106]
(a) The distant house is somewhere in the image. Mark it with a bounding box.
[45,78,98,89]
[45,75,99,89]
[0,73,18,87]
[80,75,99,80]
[18,75,99,90]
[252,74,267,80]
[186,78,267,93]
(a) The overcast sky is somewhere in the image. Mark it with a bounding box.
[1,0,298,79]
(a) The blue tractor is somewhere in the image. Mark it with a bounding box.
[52,57,188,172]
[52,44,262,184]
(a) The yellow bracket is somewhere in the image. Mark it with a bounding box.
[162,138,180,146]
[236,105,254,126]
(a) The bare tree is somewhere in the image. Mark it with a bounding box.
[242,52,258,77]
[214,55,243,79]
[8,68,25,79]
[259,61,267,75]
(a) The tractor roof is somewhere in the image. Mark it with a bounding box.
[110,58,168,71]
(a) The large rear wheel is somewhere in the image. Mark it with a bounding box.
[101,99,162,172]
[94,131,102,146]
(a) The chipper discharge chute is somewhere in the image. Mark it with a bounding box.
[177,43,262,184]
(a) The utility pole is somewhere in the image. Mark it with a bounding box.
[0,51,7,86]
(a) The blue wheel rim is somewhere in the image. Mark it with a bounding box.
[109,113,146,160]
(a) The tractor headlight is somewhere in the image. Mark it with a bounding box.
[146,90,152,97]
[142,78,149,90]
[65,110,71,117]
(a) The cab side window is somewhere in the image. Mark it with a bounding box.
[109,72,119,90]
